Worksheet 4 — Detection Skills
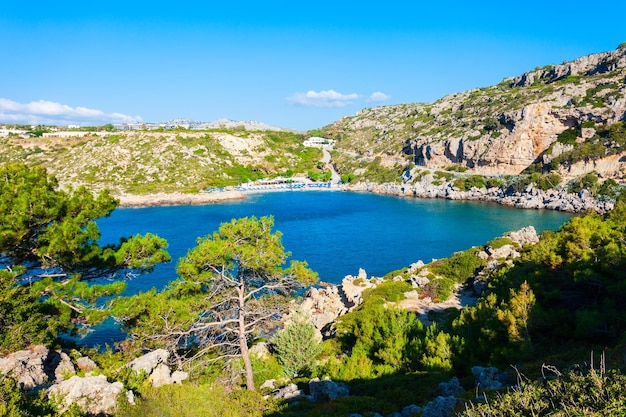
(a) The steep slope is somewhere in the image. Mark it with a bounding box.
[325,44,626,182]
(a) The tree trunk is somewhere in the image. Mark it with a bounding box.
[238,283,255,390]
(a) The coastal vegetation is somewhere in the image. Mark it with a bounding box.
[1,162,626,416]
[2,45,626,416]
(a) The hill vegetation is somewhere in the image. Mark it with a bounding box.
[322,45,626,192]
[0,129,327,194]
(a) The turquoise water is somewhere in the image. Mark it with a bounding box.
[97,191,572,293]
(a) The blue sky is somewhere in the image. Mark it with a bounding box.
[1,1,625,131]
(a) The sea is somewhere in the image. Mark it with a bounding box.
[84,191,572,346]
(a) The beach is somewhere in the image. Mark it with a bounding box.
[115,190,247,207]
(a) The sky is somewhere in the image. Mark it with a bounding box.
[1,1,625,131]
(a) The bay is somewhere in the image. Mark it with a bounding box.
[97,191,572,295]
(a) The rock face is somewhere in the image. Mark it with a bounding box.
[128,349,188,387]
[511,47,626,87]
[47,375,124,416]
[0,345,53,390]
[472,366,511,390]
[328,45,626,179]
[308,378,350,402]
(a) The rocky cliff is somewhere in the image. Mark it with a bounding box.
[325,45,626,180]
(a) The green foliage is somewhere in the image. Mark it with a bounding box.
[340,173,355,183]
[508,172,561,193]
[117,216,318,390]
[434,171,455,181]
[273,316,322,377]
[454,175,486,191]
[461,368,626,417]
[361,280,412,304]
[0,269,60,351]
[549,122,626,169]
[556,127,580,144]
[597,178,622,201]
[332,305,425,378]
[487,237,514,250]
[490,204,626,348]
[0,162,170,349]
[0,377,57,417]
[567,172,599,194]
[116,382,269,417]
[427,248,485,301]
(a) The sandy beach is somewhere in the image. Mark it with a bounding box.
[115,190,247,207]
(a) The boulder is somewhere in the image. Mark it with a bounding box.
[272,383,306,401]
[47,375,125,415]
[0,345,50,390]
[128,349,169,375]
[127,349,188,387]
[471,366,507,390]
[76,356,98,373]
[402,404,422,416]
[54,352,76,382]
[421,396,458,417]
[438,377,465,397]
[308,377,349,402]
[149,364,173,388]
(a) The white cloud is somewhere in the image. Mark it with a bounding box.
[0,98,142,126]
[367,91,391,103]
[286,90,360,108]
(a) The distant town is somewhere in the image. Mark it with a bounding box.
[0,118,298,138]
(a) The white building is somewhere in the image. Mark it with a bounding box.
[303,136,335,148]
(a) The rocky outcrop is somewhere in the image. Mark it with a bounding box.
[421,396,459,417]
[297,271,380,334]
[308,377,350,402]
[511,46,626,87]
[0,345,52,390]
[328,45,626,180]
[128,349,188,387]
[47,375,125,416]
[472,366,512,390]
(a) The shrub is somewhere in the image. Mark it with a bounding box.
[557,127,580,144]
[567,172,599,194]
[273,318,322,378]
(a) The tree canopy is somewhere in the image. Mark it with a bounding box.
[114,215,318,390]
[0,162,170,350]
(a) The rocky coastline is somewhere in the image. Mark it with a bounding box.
[110,178,611,214]
[345,180,613,213]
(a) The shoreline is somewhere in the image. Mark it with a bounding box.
[112,182,612,214]
[115,190,247,207]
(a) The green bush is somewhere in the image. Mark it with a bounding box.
[461,369,626,417]
[273,318,322,378]
[557,127,580,144]
[567,172,599,194]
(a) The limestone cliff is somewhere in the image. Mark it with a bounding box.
[325,45,626,179]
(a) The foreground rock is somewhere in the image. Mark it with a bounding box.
[0,345,52,390]
[47,375,125,415]
[128,349,188,387]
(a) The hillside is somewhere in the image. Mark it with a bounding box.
[323,44,626,185]
[0,129,324,194]
[2,46,625,200]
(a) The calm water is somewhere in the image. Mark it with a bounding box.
[82,191,572,346]
[97,191,572,294]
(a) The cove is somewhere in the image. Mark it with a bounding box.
[97,191,572,295]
